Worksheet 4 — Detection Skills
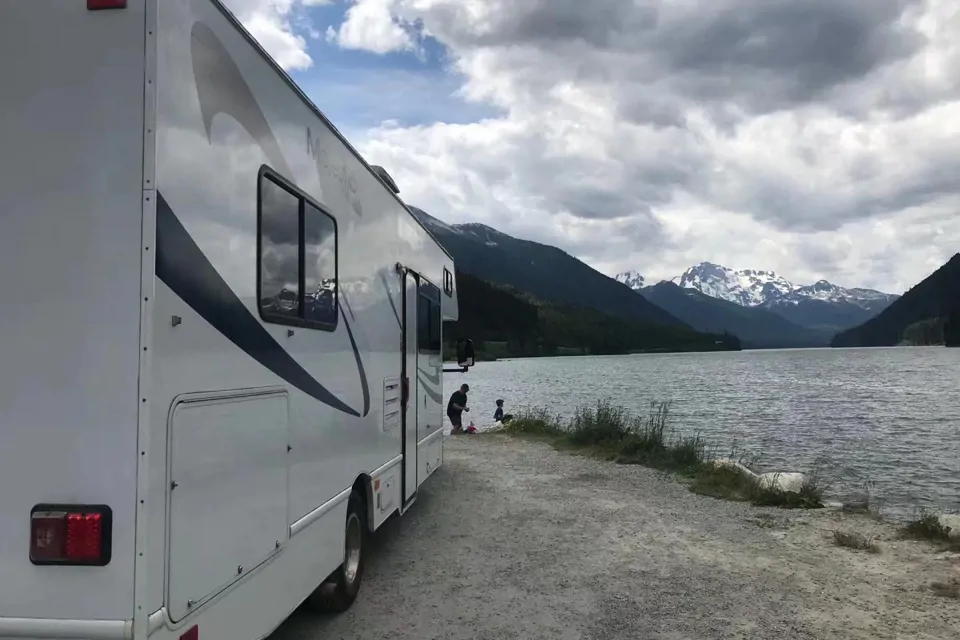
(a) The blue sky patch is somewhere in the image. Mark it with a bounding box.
[290,3,501,130]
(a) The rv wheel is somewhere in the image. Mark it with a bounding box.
[306,489,367,613]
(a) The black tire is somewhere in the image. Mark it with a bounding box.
[305,489,367,613]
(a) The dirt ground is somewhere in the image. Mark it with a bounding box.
[271,434,960,640]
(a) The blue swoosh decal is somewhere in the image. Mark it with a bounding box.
[156,192,366,417]
[339,292,370,416]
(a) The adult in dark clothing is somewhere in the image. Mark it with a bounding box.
[446,384,470,434]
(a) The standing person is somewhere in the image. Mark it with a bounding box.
[446,383,470,434]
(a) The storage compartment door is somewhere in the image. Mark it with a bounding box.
[167,389,289,621]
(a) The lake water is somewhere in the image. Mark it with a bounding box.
[443,347,960,520]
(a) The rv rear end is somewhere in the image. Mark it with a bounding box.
[0,1,148,636]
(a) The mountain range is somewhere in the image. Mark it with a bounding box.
[611,263,900,347]
[411,208,685,329]
[660,262,900,332]
[638,281,832,349]
[409,206,954,352]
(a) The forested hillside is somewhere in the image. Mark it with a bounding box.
[831,254,960,347]
[446,271,740,358]
[944,310,960,347]
[411,207,687,328]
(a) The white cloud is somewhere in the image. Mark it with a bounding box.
[222,0,328,71]
[326,0,418,54]
[328,0,960,293]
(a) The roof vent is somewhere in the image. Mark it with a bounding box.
[370,165,400,195]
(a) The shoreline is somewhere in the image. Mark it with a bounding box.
[484,400,960,540]
[445,343,953,365]
[495,423,960,546]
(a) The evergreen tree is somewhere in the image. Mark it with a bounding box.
[945,309,960,347]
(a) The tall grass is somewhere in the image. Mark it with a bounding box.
[902,510,960,551]
[498,399,824,508]
[832,530,881,554]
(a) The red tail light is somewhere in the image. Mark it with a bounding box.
[30,504,112,566]
[180,626,199,640]
[88,0,127,9]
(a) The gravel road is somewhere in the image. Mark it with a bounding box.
[272,434,960,640]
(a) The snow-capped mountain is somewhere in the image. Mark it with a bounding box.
[614,270,645,290]
[777,280,896,307]
[667,262,897,310]
[669,262,796,307]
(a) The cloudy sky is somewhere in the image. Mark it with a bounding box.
[223,0,959,294]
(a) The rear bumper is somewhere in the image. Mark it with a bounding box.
[0,617,131,640]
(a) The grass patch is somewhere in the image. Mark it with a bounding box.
[501,399,824,509]
[901,511,960,551]
[747,512,783,529]
[753,481,825,509]
[689,465,825,508]
[689,464,757,502]
[841,480,885,520]
[504,400,706,474]
[832,530,881,553]
[930,578,960,599]
[904,513,951,540]
[498,407,565,438]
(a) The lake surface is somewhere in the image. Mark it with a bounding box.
[442,347,960,520]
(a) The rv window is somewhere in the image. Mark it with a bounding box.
[428,300,442,352]
[303,202,337,326]
[257,170,338,331]
[417,294,431,350]
[258,176,300,320]
[443,268,453,296]
[417,294,442,353]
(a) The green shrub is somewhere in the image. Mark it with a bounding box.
[498,398,824,510]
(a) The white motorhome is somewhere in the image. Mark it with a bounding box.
[0,1,475,639]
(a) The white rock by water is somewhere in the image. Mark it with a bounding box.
[709,458,758,480]
[938,514,960,539]
[757,472,808,494]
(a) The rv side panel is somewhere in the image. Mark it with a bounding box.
[0,0,148,623]
[143,0,457,630]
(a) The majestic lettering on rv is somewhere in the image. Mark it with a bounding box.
[306,127,363,218]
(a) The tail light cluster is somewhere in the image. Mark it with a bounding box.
[30,504,113,566]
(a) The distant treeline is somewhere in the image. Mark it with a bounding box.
[445,271,740,359]
[945,310,960,347]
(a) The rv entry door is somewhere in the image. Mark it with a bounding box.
[400,271,419,505]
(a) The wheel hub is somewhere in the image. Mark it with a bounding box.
[344,512,362,584]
